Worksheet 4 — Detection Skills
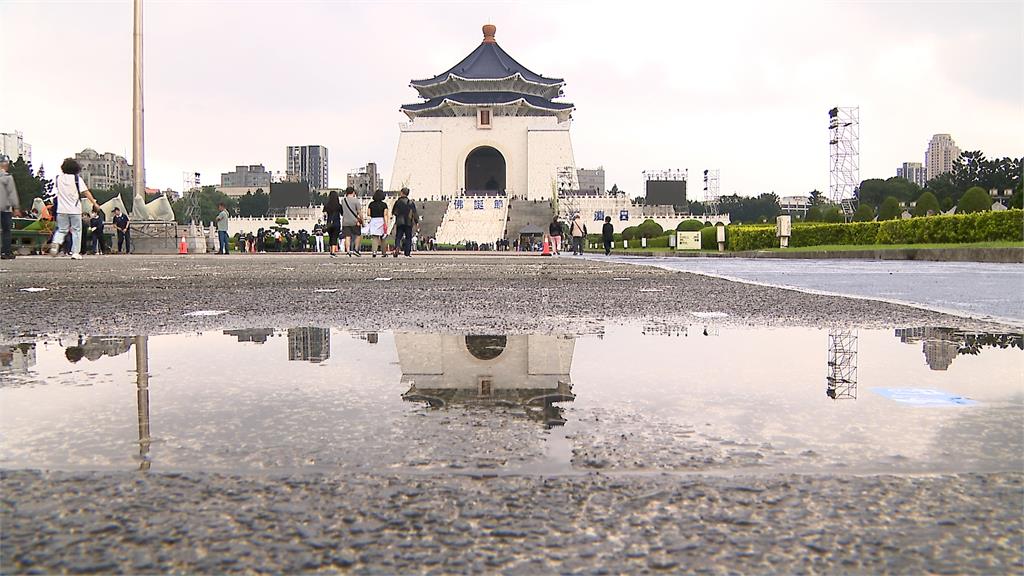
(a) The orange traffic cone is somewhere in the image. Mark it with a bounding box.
[541,235,552,256]
[179,234,188,254]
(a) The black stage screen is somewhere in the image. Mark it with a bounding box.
[269,182,311,209]
[645,180,687,206]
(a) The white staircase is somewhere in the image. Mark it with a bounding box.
[435,196,509,245]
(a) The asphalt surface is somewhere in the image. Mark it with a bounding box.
[2,254,1021,574]
[0,253,1002,338]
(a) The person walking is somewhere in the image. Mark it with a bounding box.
[602,216,614,256]
[0,155,20,260]
[569,214,587,255]
[112,207,131,254]
[322,190,343,257]
[49,158,99,259]
[214,202,230,255]
[391,187,418,258]
[312,220,325,253]
[341,187,363,257]
[88,206,106,255]
[548,215,563,255]
[367,189,389,257]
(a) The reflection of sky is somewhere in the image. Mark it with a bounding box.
[0,325,1021,475]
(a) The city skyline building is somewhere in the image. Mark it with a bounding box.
[74,148,133,190]
[347,163,383,194]
[576,167,605,194]
[286,145,329,190]
[896,161,927,188]
[0,131,31,164]
[925,134,961,182]
[221,164,272,188]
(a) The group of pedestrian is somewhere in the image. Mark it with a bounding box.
[321,187,419,258]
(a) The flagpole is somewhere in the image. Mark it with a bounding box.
[132,0,145,199]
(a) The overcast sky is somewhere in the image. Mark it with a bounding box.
[2,0,1021,198]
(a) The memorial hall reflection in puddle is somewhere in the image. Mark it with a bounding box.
[397,334,576,427]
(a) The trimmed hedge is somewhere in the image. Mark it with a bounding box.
[677,219,704,231]
[726,210,1022,250]
[700,226,719,250]
[726,225,776,251]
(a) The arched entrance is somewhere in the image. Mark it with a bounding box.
[465,146,506,193]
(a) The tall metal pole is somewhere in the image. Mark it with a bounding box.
[132,0,145,199]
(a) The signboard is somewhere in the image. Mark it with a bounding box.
[494,199,503,209]
[675,231,700,250]
[474,199,484,210]
[454,199,464,209]
[594,210,605,222]
[619,210,629,221]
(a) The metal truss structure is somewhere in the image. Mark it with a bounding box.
[703,169,720,215]
[556,165,577,219]
[826,328,858,400]
[828,107,859,219]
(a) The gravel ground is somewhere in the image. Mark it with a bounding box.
[2,470,1020,574]
[2,254,1020,574]
[0,254,1002,339]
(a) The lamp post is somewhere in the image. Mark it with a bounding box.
[132,0,145,201]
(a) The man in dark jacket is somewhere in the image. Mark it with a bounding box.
[112,207,131,254]
[602,216,614,256]
[392,188,418,257]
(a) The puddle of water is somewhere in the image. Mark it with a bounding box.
[0,325,1020,476]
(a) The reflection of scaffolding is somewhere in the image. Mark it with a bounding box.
[827,329,857,400]
[703,169,720,215]
[828,107,859,219]
[556,166,577,219]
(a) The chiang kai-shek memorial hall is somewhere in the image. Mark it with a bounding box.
[390,24,578,201]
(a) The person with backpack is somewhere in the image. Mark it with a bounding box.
[49,158,99,259]
[341,187,363,257]
[569,214,587,255]
[391,187,418,258]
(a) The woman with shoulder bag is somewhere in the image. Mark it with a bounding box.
[322,190,343,258]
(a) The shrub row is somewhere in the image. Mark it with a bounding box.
[724,210,1023,251]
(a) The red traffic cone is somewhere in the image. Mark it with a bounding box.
[179,234,188,254]
[541,235,552,256]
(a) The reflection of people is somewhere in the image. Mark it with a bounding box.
[0,155,20,260]
[601,216,614,256]
[50,158,99,260]
[112,207,131,254]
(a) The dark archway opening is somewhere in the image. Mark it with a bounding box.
[465,146,506,194]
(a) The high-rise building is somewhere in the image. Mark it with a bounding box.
[925,134,960,182]
[347,163,383,195]
[286,145,329,190]
[74,148,133,190]
[221,164,271,188]
[576,167,605,194]
[896,162,927,188]
[1,131,31,164]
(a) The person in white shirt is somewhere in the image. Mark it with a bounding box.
[49,158,98,259]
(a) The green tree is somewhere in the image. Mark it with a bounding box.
[171,186,236,225]
[620,226,638,240]
[1010,187,1023,209]
[808,189,825,206]
[912,191,940,217]
[878,197,902,221]
[637,219,663,238]
[957,186,991,214]
[822,206,845,223]
[852,203,875,222]
[238,188,270,217]
[805,205,824,222]
[10,156,45,212]
[676,219,703,231]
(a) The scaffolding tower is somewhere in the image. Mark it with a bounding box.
[828,107,859,220]
[182,171,201,224]
[556,165,577,219]
[703,169,720,215]
[826,328,858,400]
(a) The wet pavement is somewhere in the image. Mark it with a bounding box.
[1,255,1022,573]
[597,256,1024,325]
